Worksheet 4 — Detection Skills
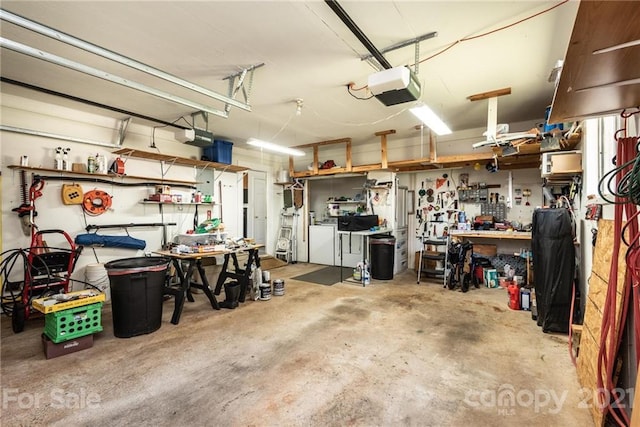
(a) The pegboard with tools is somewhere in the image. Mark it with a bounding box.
[416,173,459,239]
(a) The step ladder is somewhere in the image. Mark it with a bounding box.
[275,211,297,263]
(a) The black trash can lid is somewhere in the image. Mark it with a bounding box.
[370,234,395,243]
[105,256,170,275]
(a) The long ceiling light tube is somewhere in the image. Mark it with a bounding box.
[0,37,229,118]
[410,104,452,136]
[247,138,305,156]
[0,9,251,112]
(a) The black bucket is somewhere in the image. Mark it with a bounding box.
[105,257,170,338]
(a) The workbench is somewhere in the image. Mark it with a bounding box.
[449,230,532,240]
[155,244,262,324]
[449,230,532,284]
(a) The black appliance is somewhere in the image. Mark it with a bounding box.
[337,215,378,231]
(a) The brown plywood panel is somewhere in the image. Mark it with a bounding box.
[550,1,640,123]
[577,218,629,427]
[592,220,628,287]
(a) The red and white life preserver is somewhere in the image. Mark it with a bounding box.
[82,189,112,215]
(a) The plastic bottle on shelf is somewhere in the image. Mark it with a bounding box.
[54,147,63,170]
[62,148,71,171]
[95,153,107,173]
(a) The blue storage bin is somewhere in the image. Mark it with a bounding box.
[203,140,233,164]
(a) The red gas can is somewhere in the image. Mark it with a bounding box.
[508,282,520,310]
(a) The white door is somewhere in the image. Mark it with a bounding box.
[248,171,267,249]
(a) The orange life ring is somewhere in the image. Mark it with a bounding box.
[82,189,112,215]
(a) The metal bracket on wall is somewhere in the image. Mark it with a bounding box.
[223,63,264,113]
[117,117,131,147]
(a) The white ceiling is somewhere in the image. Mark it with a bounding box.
[0,1,579,149]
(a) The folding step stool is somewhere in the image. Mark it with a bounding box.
[275,212,296,263]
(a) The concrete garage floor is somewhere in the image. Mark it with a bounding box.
[1,264,593,426]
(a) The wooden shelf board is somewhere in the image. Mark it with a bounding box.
[141,201,216,206]
[113,148,248,172]
[7,165,200,186]
[549,2,640,124]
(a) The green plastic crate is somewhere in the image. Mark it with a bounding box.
[44,302,103,343]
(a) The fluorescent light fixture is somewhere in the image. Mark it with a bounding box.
[410,105,452,135]
[247,138,305,156]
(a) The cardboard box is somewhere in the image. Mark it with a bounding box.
[148,194,173,202]
[483,268,498,288]
[542,150,582,176]
[42,333,93,359]
[551,151,582,173]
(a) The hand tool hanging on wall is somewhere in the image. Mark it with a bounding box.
[426,188,434,203]
[12,169,37,236]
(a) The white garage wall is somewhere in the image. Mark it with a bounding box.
[1,91,286,289]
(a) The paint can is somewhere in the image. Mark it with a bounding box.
[259,282,272,301]
[262,270,271,283]
[273,279,285,296]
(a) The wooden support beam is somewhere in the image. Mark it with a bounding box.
[352,164,383,173]
[346,141,352,171]
[429,131,436,162]
[388,158,433,168]
[467,87,511,102]
[435,152,495,164]
[292,137,351,149]
[289,156,294,177]
[313,146,319,174]
[376,130,395,170]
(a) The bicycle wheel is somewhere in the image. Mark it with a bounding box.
[447,268,456,290]
[462,273,471,293]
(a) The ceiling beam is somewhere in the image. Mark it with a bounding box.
[467,87,512,102]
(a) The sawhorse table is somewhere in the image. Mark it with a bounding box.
[213,245,262,302]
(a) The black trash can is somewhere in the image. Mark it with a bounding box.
[370,235,395,280]
[104,256,170,338]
